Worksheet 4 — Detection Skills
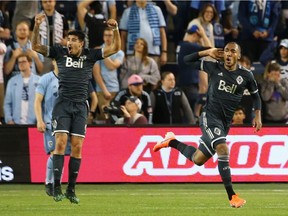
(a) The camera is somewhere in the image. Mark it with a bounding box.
[103,105,124,116]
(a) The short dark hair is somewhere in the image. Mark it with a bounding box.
[226,42,241,54]
[68,30,85,42]
[89,1,103,14]
[235,106,245,113]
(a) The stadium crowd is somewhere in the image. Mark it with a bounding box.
[1,0,288,126]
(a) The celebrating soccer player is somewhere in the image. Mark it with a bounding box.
[153,42,262,208]
[31,13,121,204]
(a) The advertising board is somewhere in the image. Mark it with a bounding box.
[28,127,288,183]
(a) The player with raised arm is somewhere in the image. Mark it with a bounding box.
[31,13,120,204]
[153,42,262,208]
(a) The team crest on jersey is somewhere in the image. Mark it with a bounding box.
[214,127,221,135]
[48,141,53,148]
[52,119,57,130]
[236,76,243,85]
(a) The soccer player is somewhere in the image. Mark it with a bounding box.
[34,66,71,197]
[153,42,262,208]
[31,13,121,204]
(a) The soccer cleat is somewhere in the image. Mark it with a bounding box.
[45,183,54,196]
[65,189,80,204]
[229,194,246,208]
[53,186,65,202]
[153,132,176,152]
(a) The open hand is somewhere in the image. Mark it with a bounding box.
[252,117,262,133]
[209,48,224,61]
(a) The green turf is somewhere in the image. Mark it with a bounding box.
[0,183,287,216]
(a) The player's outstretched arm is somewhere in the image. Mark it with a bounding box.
[103,19,121,58]
[31,13,48,56]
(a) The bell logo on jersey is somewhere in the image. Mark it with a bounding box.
[65,57,84,68]
[218,80,237,94]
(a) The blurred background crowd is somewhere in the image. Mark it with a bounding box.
[0,0,288,126]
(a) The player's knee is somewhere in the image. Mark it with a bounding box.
[71,142,82,157]
[192,154,205,166]
[55,140,67,152]
[216,143,229,156]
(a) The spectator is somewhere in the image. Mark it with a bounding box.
[30,0,69,46]
[12,0,39,31]
[119,0,167,67]
[77,0,107,49]
[150,71,195,125]
[184,3,218,47]
[177,24,212,114]
[111,74,152,123]
[4,53,40,124]
[238,0,281,62]
[30,0,69,73]
[260,61,288,124]
[0,42,6,123]
[183,4,218,119]
[232,106,246,125]
[4,21,44,78]
[189,0,225,22]
[114,96,148,125]
[93,27,124,122]
[120,37,160,92]
[0,3,11,42]
[34,67,71,196]
[260,38,288,79]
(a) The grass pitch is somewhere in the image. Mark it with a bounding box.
[0,183,287,216]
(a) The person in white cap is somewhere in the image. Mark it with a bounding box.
[260,38,288,80]
[115,96,148,124]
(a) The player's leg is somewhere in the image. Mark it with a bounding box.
[64,135,83,204]
[45,154,54,196]
[153,132,210,165]
[51,98,71,202]
[153,112,214,164]
[64,101,88,204]
[53,132,68,201]
[43,131,55,196]
[215,142,246,208]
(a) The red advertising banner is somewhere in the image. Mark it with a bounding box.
[28,127,288,183]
